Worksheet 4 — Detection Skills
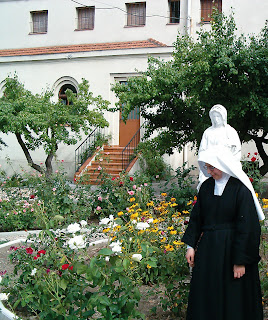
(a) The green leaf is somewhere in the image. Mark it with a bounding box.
[59,278,68,290]
[98,248,113,256]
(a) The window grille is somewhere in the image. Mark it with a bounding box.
[126,2,146,26]
[200,0,222,22]
[31,11,48,33]
[77,7,95,30]
[169,0,180,23]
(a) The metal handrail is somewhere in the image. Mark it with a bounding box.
[75,127,103,172]
[121,121,147,171]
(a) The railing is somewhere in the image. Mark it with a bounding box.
[75,127,104,172]
[121,121,147,171]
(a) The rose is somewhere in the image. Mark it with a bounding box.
[80,220,87,227]
[98,196,102,201]
[0,293,9,300]
[99,217,110,225]
[251,157,256,162]
[128,191,135,195]
[62,264,70,270]
[30,268,37,276]
[26,247,34,254]
[96,206,102,211]
[130,177,134,181]
[67,223,81,233]
[38,250,46,255]
[68,235,86,250]
[29,194,35,199]
[132,254,142,262]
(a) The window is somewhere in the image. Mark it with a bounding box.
[200,0,222,22]
[59,84,77,105]
[126,2,146,27]
[169,0,180,24]
[31,10,48,33]
[77,7,95,30]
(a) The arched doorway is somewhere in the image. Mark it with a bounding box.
[58,83,77,105]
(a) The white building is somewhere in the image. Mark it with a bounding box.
[0,0,267,179]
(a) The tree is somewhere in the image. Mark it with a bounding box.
[0,75,110,175]
[113,12,268,175]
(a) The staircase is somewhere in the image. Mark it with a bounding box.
[75,145,136,185]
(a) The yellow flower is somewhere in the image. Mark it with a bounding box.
[170,230,177,235]
[103,228,110,233]
[164,244,174,251]
[151,228,159,233]
[170,203,178,207]
[113,225,121,232]
[167,226,174,230]
[187,200,193,206]
[170,197,176,202]
[130,212,138,219]
[182,210,189,214]
[255,193,259,198]
[147,201,154,206]
[137,208,142,212]
[117,211,124,216]
[153,219,159,224]
[173,240,184,246]
[161,193,167,197]
[147,264,152,269]
[194,196,197,201]
[130,197,135,202]
[161,237,167,242]
[111,236,117,241]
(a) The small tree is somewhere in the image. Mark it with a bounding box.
[113,12,268,175]
[0,75,110,175]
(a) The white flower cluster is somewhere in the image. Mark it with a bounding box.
[109,240,122,253]
[68,235,86,250]
[99,215,117,228]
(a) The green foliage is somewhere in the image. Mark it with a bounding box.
[112,12,268,175]
[137,140,171,181]
[0,75,111,175]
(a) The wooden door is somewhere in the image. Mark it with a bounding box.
[119,105,140,147]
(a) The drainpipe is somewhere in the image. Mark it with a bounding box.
[183,0,192,168]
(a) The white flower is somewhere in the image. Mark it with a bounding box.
[105,256,110,262]
[67,223,81,233]
[136,222,150,230]
[0,293,9,300]
[68,235,86,250]
[99,217,110,225]
[0,276,2,283]
[111,245,122,253]
[80,220,87,227]
[109,214,115,221]
[30,268,37,276]
[132,254,142,262]
[132,219,137,224]
[110,240,121,247]
[147,218,154,223]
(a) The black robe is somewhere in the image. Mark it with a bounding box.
[182,177,263,320]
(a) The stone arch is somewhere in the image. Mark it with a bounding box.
[51,76,79,103]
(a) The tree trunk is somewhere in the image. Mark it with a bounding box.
[45,143,58,177]
[251,134,268,176]
[15,133,44,174]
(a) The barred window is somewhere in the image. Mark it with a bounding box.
[169,0,180,24]
[58,84,77,106]
[31,11,48,33]
[77,7,95,30]
[126,2,146,26]
[201,0,222,22]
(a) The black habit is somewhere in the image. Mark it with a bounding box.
[182,177,263,320]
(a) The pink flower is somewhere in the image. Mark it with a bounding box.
[99,158,103,162]
[128,191,135,195]
[133,185,137,190]
[52,188,56,191]
[137,187,141,191]
[29,194,35,199]
[23,209,26,213]
[98,196,102,201]
[98,166,102,171]
[144,183,148,186]
[31,208,34,212]
[46,269,50,274]
[55,170,58,173]
[126,207,130,211]
[96,206,101,211]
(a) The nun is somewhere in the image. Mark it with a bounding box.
[182,146,264,320]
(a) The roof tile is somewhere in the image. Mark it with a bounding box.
[0,39,168,57]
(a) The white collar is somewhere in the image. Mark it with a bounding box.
[214,173,230,196]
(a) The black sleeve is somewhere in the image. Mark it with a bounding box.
[232,185,261,265]
[181,195,202,249]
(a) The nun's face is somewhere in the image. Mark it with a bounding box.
[205,163,223,180]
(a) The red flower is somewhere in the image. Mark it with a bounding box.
[46,269,50,274]
[68,266,73,271]
[29,194,35,199]
[38,250,46,255]
[25,247,33,254]
[249,177,254,182]
[192,200,197,206]
[254,152,258,155]
[251,157,256,162]
[184,220,189,225]
[62,264,70,270]
[33,256,38,260]
[130,177,134,181]
[112,177,116,181]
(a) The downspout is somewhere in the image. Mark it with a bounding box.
[183,0,192,167]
